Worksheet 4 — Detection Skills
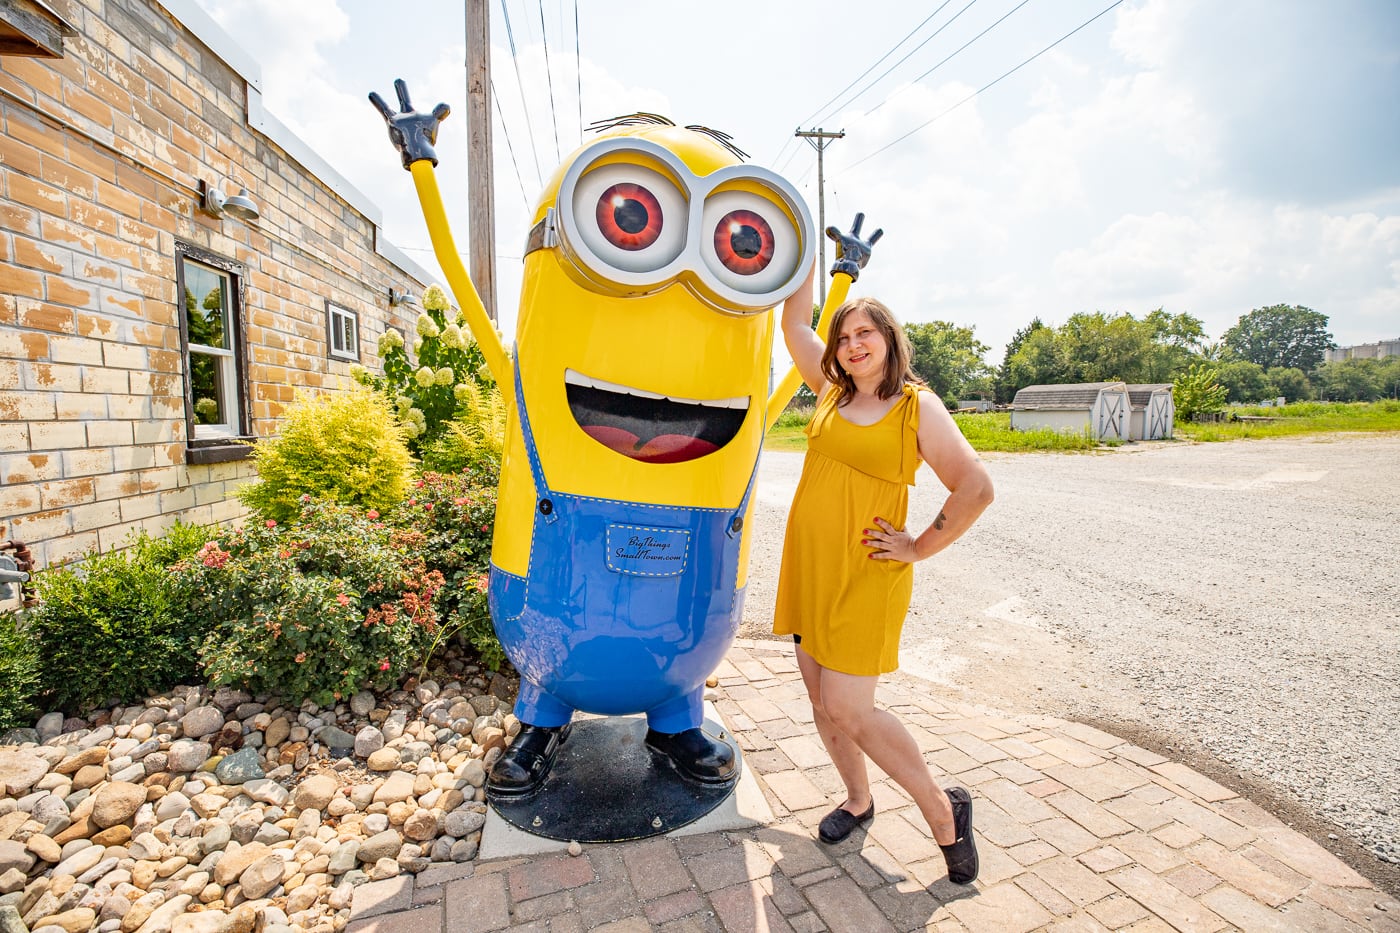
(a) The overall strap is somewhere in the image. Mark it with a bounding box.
[511,355,559,524]
[726,455,761,539]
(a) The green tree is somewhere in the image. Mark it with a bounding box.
[903,321,992,402]
[1378,358,1400,400]
[1214,360,1271,403]
[1221,305,1334,372]
[1058,312,1152,383]
[1002,325,1068,395]
[1141,308,1206,382]
[1314,359,1383,401]
[994,318,1045,403]
[1264,367,1311,402]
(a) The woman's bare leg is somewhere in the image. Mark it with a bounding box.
[795,644,871,814]
[817,665,956,844]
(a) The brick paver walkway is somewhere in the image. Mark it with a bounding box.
[347,640,1398,932]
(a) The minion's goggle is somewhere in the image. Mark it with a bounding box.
[525,138,816,315]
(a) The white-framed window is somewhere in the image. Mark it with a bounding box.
[176,246,247,446]
[327,301,359,362]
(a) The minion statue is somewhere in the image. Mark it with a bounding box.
[370,81,823,798]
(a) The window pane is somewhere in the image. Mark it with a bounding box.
[191,350,226,425]
[184,262,229,350]
[340,314,356,354]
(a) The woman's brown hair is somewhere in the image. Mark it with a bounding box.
[819,297,924,405]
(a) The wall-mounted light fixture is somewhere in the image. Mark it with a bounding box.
[387,287,414,307]
[200,180,260,221]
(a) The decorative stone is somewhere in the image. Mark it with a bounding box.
[355,831,401,864]
[25,835,61,863]
[237,854,284,900]
[262,718,291,749]
[239,780,288,808]
[291,774,337,813]
[0,842,34,876]
[349,692,376,717]
[92,782,146,829]
[365,749,399,772]
[212,844,271,887]
[402,810,437,842]
[326,841,358,875]
[166,742,212,774]
[372,772,414,805]
[353,728,384,759]
[180,708,224,741]
[444,809,485,838]
[317,727,355,758]
[213,749,263,785]
[0,750,52,795]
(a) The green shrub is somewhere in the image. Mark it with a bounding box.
[1174,364,1228,421]
[354,284,496,455]
[0,611,40,731]
[175,503,445,705]
[387,473,504,670]
[418,380,507,481]
[239,389,414,524]
[27,525,210,712]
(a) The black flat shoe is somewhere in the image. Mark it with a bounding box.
[939,786,978,884]
[818,801,875,844]
[644,727,737,785]
[486,723,572,797]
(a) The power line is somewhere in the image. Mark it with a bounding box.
[491,79,532,211]
[771,1,956,168]
[847,0,1128,170]
[498,0,545,187]
[573,0,583,145]
[865,0,1032,117]
[537,0,562,162]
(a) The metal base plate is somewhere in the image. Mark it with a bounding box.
[487,715,741,843]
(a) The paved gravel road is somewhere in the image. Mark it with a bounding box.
[740,433,1400,888]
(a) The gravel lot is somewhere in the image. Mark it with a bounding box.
[741,432,1400,890]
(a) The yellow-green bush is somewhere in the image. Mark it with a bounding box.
[419,380,507,481]
[240,390,414,523]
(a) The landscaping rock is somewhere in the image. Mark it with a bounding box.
[0,750,51,796]
[91,783,146,829]
[165,743,211,774]
[179,709,223,741]
[212,750,262,785]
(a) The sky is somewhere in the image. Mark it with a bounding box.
[196,0,1400,364]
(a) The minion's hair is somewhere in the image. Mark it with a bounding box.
[587,113,749,161]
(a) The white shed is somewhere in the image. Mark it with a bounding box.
[1010,382,1131,441]
[1127,384,1175,440]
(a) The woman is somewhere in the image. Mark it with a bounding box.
[773,262,994,885]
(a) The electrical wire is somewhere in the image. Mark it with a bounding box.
[847,0,1128,169]
[491,79,533,212]
[770,1,956,166]
[537,0,562,162]
[573,0,583,145]
[865,0,1032,117]
[498,0,545,187]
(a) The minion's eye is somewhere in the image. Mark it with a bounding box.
[701,190,801,296]
[572,164,687,273]
[596,183,663,250]
[713,210,775,276]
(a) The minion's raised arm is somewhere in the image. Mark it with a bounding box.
[370,79,511,387]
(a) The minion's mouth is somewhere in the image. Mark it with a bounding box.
[565,369,748,464]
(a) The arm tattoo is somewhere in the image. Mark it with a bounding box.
[933,510,947,531]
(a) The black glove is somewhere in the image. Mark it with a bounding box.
[368,79,451,170]
[825,212,883,282]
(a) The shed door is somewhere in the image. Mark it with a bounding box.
[1097,392,1126,440]
[1148,394,1171,438]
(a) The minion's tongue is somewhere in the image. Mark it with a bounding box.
[566,382,745,465]
[580,427,720,464]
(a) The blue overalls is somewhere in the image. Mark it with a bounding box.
[488,364,757,734]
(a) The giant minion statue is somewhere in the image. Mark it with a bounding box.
[370,82,817,799]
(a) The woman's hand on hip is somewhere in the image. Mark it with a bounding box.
[863,517,919,563]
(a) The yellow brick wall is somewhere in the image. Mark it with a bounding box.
[0,0,427,568]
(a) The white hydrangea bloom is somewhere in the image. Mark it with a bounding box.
[414,366,436,388]
[435,367,455,386]
[422,284,449,311]
[417,313,440,339]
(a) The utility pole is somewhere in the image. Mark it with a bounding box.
[465,0,498,321]
[795,127,844,307]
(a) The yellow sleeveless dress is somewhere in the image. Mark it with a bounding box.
[773,384,923,676]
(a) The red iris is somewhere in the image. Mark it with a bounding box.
[713,210,775,275]
[596,183,664,250]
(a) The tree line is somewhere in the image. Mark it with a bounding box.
[899,304,1400,407]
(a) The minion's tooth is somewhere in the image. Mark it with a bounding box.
[567,369,747,410]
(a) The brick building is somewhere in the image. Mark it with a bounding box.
[1,0,432,569]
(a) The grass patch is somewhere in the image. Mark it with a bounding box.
[1177,400,1400,442]
[764,410,1099,453]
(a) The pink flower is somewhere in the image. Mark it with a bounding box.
[294,653,306,663]
[336,593,350,607]
[455,497,468,506]
[407,498,417,506]
[265,519,277,528]
[379,661,391,671]
[423,503,433,511]
[366,509,380,520]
